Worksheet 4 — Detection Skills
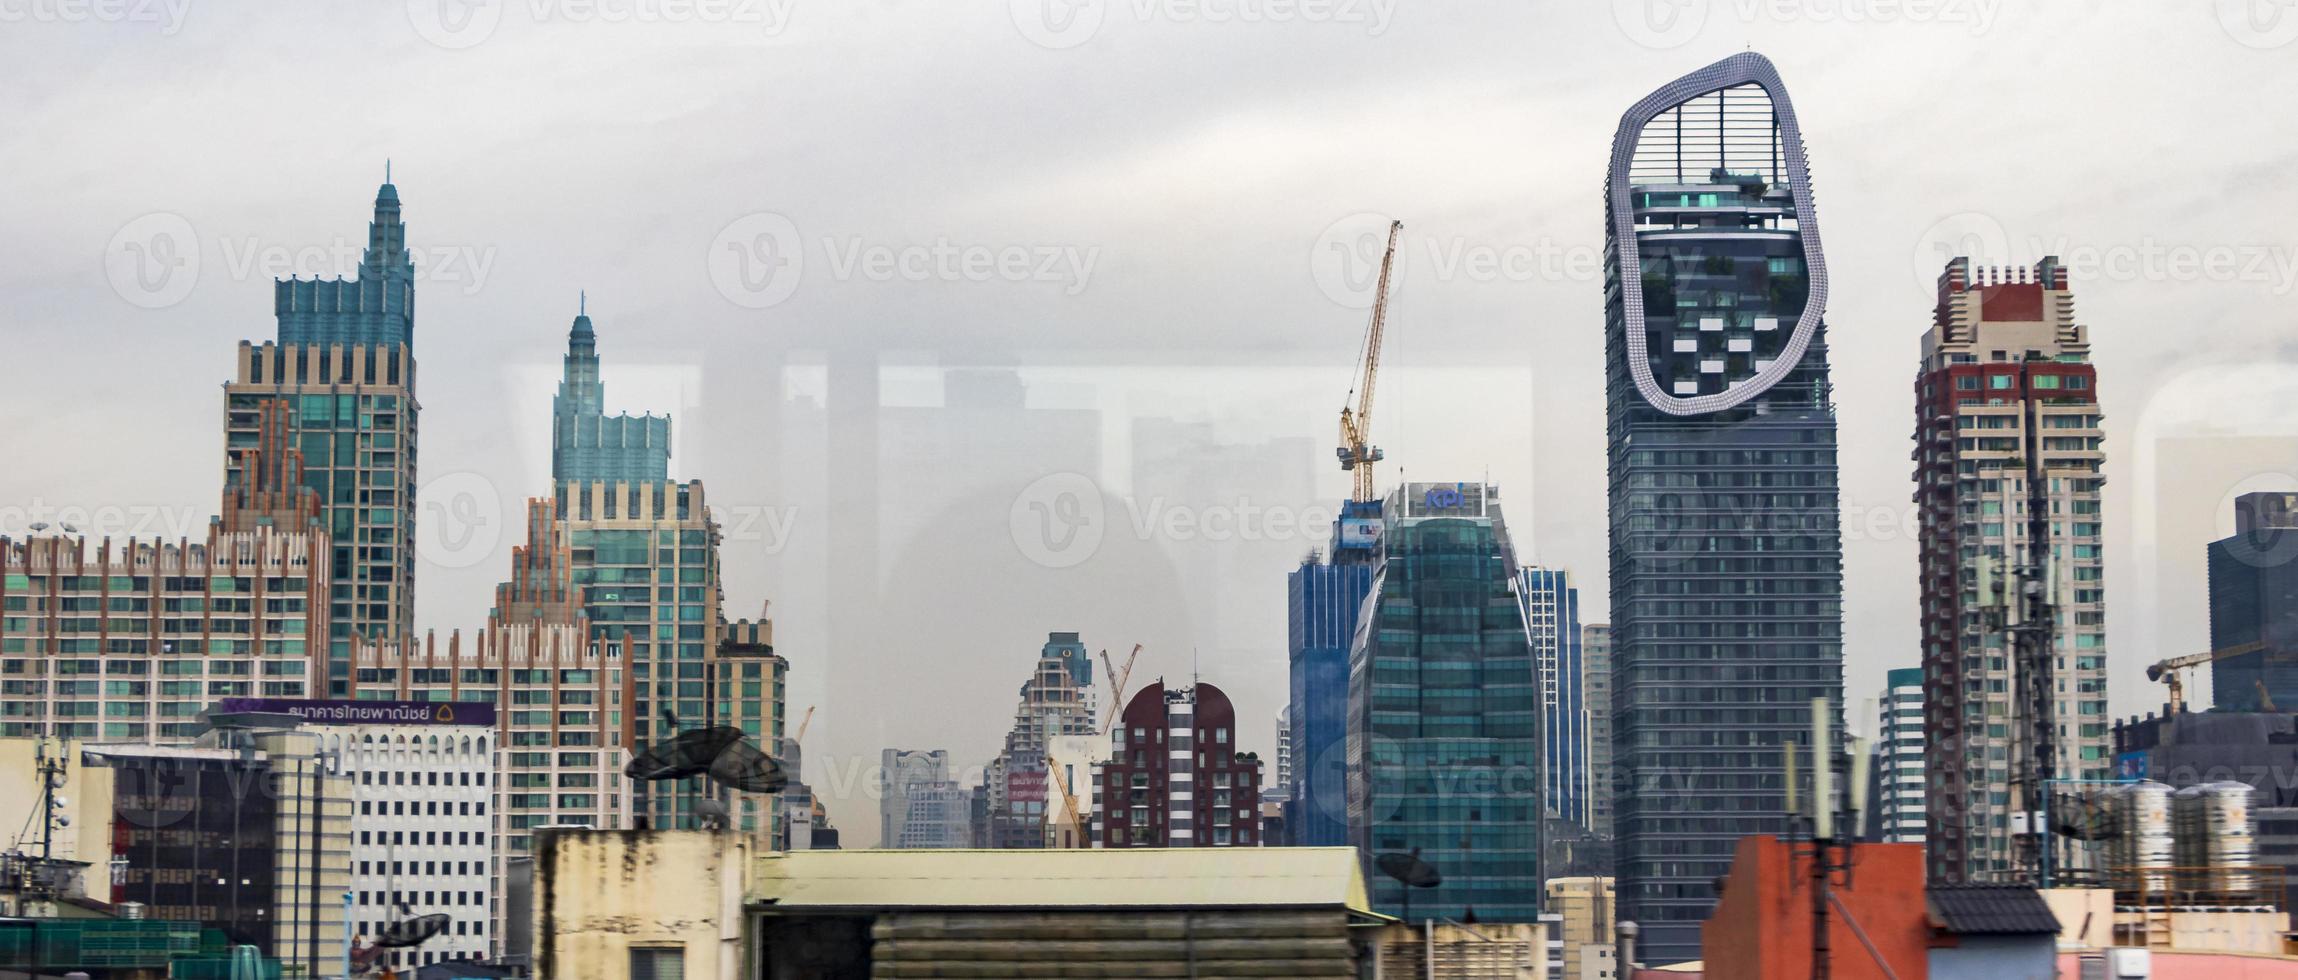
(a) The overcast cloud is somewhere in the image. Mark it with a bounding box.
[3,1,2296,844]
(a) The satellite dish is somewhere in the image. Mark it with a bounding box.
[59,524,78,534]
[623,726,745,781]
[1376,849,1442,889]
[372,913,449,948]
[28,523,48,533]
[696,798,731,830]
[707,738,788,794]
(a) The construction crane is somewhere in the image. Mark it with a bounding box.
[1046,752,1086,848]
[1336,219,1402,504]
[2145,642,2266,714]
[1098,644,1140,735]
[793,705,816,744]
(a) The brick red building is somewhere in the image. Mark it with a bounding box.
[1098,681,1261,847]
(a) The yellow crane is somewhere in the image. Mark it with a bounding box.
[1046,751,1087,848]
[1099,644,1140,735]
[1337,219,1402,504]
[2145,642,2266,713]
[793,705,815,744]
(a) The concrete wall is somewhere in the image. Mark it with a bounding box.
[1371,922,1544,979]
[536,829,750,980]
[0,737,116,874]
[1930,934,2056,980]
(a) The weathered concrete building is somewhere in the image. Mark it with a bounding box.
[533,830,1387,979]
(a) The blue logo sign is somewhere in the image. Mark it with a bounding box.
[1423,484,1468,509]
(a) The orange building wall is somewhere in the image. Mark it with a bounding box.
[1701,837,1932,980]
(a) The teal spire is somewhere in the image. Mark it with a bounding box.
[550,303,671,484]
[275,181,413,348]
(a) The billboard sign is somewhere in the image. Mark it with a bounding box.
[214,698,496,727]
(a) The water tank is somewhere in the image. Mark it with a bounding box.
[117,901,146,920]
[2173,781,2255,897]
[2112,781,2175,894]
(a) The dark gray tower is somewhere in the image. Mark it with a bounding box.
[1602,52,1844,964]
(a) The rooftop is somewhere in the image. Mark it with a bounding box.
[751,846,1379,917]
[1927,885,2063,936]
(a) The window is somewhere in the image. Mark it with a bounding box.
[631,946,685,980]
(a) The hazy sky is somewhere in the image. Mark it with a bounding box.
[5,1,2298,844]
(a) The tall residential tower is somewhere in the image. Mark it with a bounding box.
[1602,52,1845,962]
[1914,256,2107,883]
[225,182,421,694]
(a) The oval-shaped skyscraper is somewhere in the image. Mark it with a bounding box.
[1602,52,1846,967]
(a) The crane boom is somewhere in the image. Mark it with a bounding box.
[1337,220,1402,504]
[1099,644,1141,735]
[794,705,816,743]
[2146,642,2267,714]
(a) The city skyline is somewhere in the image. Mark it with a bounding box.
[7,7,2298,853]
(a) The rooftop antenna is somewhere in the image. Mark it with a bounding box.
[580,289,586,316]
[385,159,391,183]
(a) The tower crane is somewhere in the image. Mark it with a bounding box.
[2146,642,2267,714]
[1099,645,1140,735]
[1046,751,1087,848]
[1337,219,1402,504]
[793,705,815,743]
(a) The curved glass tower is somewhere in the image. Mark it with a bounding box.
[1602,52,1845,964]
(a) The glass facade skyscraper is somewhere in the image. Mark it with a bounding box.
[551,305,672,484]
[1518,567,1587,832]
[225,182,420,694]
[1348,482,1540,922]
[1603,52,1844,964]
[1287,546,1375,848]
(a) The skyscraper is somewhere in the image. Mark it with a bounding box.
[1518,567,1587,833]
[551,305,671,484]
[1286,508,1378,848]
[984,632,1096,848]
[1603,52,1844,962]
[2209,492,2298,712]
[1583,624,1616,848]
[1098,681,1261,847]
[1914,256,2107,883]
[1876,667,1926,844]
[881,748,952,847]
[226,182,420,694]
[1349,481,1541,922]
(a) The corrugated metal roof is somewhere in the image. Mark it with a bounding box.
[1927,885,2063,935]
[752,847,1376,915]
